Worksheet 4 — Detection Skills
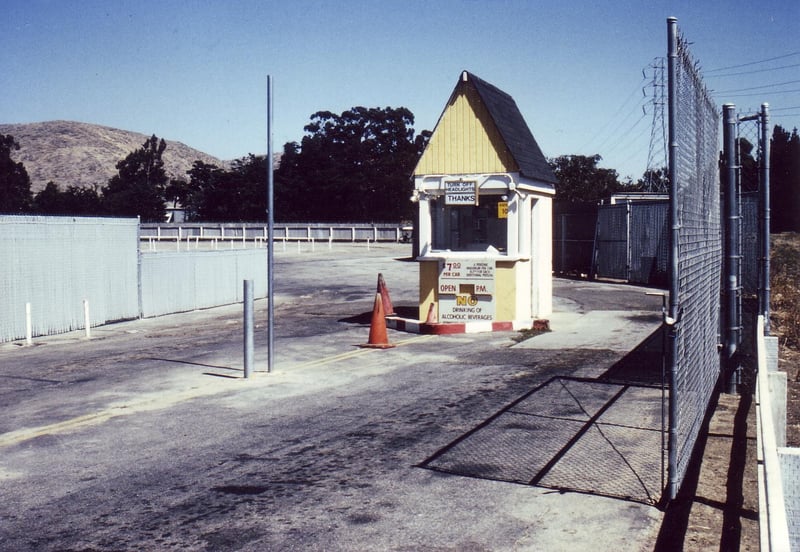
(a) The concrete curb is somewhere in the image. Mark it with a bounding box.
[386,316,549,335]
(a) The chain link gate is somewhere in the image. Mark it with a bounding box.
[665,18,722,501]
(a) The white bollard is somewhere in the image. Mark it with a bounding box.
[83,300,91,338]
[25,302,32,346]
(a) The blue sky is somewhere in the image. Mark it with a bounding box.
[2,0,798,181]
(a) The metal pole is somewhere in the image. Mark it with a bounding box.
[267,75,275,373]
[666,15,680,501]
[722,104,739,392]
[761,103,771,335]
[244,279,254,379]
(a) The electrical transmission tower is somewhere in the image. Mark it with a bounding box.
[644,57,668,193]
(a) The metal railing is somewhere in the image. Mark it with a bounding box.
[140,222,409,245]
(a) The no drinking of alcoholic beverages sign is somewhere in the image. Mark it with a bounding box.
[438,258,495,322]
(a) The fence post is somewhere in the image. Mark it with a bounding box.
[625,202,632,281]
[83,300,91,339]
[25,302,33,346]
[243,280,254,379]
[723,103,740,392]
[760,103,771,335]
[666,15,681,502]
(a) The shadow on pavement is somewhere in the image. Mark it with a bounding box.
[419,326,671,506]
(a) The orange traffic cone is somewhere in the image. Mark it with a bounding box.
[360,292,396,349]
[377,273,396,316]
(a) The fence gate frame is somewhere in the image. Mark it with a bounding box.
[666,16,723,501]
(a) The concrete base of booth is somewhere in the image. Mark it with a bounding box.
[386,316,549,335]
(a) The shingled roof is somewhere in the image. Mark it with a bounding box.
[462,71,557,186]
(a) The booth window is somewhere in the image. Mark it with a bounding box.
[430,194,508,252]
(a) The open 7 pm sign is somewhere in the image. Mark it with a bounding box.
[445,180,478,205]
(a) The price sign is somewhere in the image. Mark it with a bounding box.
[438,258,495,322]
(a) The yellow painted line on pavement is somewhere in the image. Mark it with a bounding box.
[0,384,227,449]
[0,334,436,448]
[295,333,436,369]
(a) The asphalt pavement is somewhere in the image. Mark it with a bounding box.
[0,243,670,551]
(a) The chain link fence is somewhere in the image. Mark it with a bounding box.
[736,115,766,297]
[592,201,669,285]
[666,18,722,500]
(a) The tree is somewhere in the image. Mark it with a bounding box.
[0,134,33,213]
[183,160,225,221]
[738,138,759,193]
[637,167,668,194]
[32,182,64,214]
[275,106,428,222]
[102,135,168,222]
[549,154,623,203]
[183,158,267,222]
[33,182,104,216]
[165,178,190,209]
[770,125,800,233]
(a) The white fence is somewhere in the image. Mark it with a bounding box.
[1,216,268,343]
[140,222,409,244]
[756,315,799,551]
[0,216,140,342]
[140,250,266,317]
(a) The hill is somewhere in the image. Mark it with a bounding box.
[0,120,230,194]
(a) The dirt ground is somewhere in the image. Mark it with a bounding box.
[672,232,800,551]
[655,388,760,551]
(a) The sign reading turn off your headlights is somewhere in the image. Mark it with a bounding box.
[444,180,478,205]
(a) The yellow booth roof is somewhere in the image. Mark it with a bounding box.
[414,70,556,189]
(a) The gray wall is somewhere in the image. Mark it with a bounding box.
[1,216,268,343]
[140,249,266,318]
[0,216,139,342]
[779,448,800,551]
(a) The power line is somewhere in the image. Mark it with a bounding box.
[589,98,648,155]
[576,74,648,152]
[713,79,800,94]
[603,114,650,158]
[704,62,800,78]
[705,51,800,73]
[721,89,800,98]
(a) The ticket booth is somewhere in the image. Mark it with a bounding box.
[411,71,556,330]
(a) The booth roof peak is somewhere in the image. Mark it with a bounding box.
[459,70,556,186]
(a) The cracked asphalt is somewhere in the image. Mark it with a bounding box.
[0,243,667,551]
